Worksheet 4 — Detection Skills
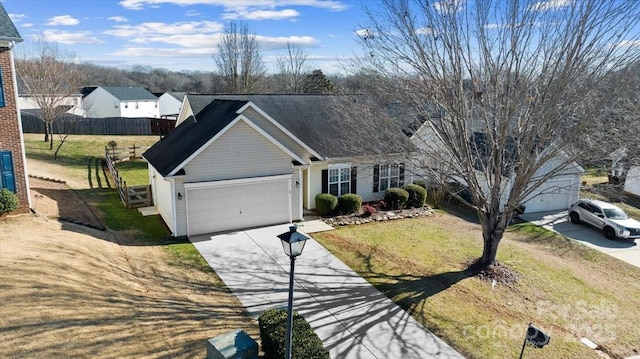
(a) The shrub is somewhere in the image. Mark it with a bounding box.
[361,203,377,217]
[384,187,409,210]
[412,179,427,189]
[258,308,330,359]
[404,183,427,208]
[338,193,362,214]
[0,189,19,215]
[315,193,337,217]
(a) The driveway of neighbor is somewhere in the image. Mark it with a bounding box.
[520,211,640,268]
[190,224,464,359]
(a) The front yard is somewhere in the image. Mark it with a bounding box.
[9,134,640,358]
[314,214,640,359]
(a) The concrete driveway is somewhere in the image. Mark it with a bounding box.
[519,211,640,268]
[190,224,464,359]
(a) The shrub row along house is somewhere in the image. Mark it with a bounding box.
[143,94,584,237]
[0,4,30,214]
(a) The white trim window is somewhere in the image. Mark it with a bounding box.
[329,164,351,196]
[374,163,405,192]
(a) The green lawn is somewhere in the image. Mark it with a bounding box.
[313,215,640,359]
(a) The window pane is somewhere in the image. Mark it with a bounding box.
[329,169,339,183]
[391,178,398,188]
[340,182,350,195]
[329,183,338,196]
[381,164,389,177]
[391,164,399,176]
[380,178,389,191]
[340,168,350,181]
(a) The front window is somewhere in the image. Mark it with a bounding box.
[379,164,401,191]
[604,208,628,220]
[329,166,350,196]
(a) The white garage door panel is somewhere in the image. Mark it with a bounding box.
[187,179,290,235]
[523,177,576,213]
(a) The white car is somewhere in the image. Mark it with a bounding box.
[568,199,640,240]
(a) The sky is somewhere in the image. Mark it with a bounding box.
[3,0,371,74]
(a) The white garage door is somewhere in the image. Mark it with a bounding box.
[186,176,291,235]
[522,176,578,213]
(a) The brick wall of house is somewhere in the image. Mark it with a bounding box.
[0,47,30,214]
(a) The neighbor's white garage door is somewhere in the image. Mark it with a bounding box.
[522,176,579,213]
[185,176,291,235]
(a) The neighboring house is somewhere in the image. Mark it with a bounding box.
[82,86,159,118]
[144,95,415,237]
[623,166,640,198]
[157,92,185,119]
[0,4,30,213]
[18,94,86,116]
[411,122,584,214]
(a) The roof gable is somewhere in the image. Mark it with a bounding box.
[101,87,158,101]
[0,4,22,43]
[143,99,306,177]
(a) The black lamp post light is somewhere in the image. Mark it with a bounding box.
[278,225,311,359]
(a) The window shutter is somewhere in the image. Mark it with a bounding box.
[373,164,380,193]
[0,67,5,107]
[0,151,16,193]
[321,169,328,193]
[350,167,357,194]
[399,163,405,187]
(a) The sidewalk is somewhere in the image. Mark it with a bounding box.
[190,223,464,359]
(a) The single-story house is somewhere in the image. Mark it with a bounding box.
[0,4,30,214]
[143,95,415,237]
[82,86,159,118]
[411,120,584,214]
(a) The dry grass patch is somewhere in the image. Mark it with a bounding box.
[313,213,640,359]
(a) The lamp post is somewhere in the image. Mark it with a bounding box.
[278,225,310,359]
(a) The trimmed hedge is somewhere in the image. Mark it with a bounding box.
[404,183,427,208]
[338,193,362,214]
[0,189,19,215]
[384,187,409,210]
[315,193,338,217]
[258,308,330,359]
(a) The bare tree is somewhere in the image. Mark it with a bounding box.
[214,22,266,93]
[275,42,313,93]
[354,0,640,267]
[16,37,85,150]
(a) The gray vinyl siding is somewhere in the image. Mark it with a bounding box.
[184,120,293,182]
[151,165,176,234]
[241,107,314,161]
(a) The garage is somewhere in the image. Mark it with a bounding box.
[185,175,292,236]
[522,176,580,213]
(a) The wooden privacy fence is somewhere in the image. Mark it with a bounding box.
[21,114,176,136]
[105,146,152,209]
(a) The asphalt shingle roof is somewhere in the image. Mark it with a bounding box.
[101,86,158,101]
[185,94,413,159]
[143,100,248,177]
[0,4,22,42]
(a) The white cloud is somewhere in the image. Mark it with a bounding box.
[529,0,572,12]
[43,29,104,44]
[118,0,348,12]
[110,46,215,57]
[8,13,26,22]
[22,23,34,28]
[415,27,435,35]
[223,8,300,20]
[104,20,223,37]
[131,33,222,48]
[615,39,640,49]
[255,35,319,51]
[355,29,374,40]
[108,16,128,22]
[185,10,201,16]
[46,15,80,26]
[433,0,465,13]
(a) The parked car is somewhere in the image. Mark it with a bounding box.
[568,199,640,240]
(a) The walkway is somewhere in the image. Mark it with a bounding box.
[190,223,464,359]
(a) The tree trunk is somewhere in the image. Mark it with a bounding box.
[478,212,506,267]
[43,123,49,143]
[48,122,54,150]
